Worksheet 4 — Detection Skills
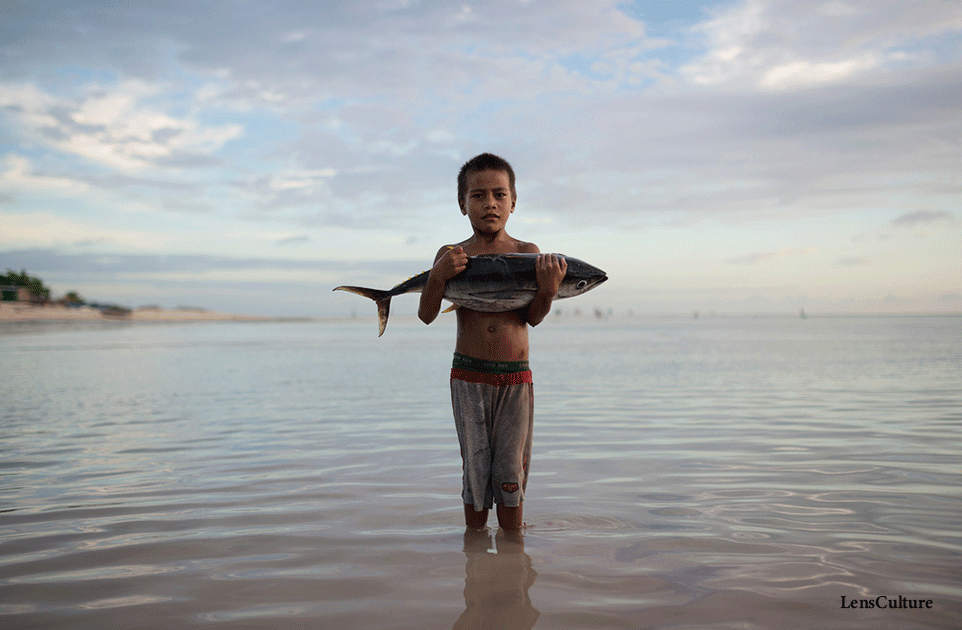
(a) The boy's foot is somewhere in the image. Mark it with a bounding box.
[464,504,489,529]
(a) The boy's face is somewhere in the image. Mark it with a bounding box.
[460,169,516,235]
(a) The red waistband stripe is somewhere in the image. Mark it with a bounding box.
[450,368,533,386]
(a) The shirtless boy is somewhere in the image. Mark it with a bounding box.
[418,153,567,530]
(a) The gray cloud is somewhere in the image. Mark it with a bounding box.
[0,247,437,315]
[836,257,869,267]
[522,62,962,220]
[890,210,958,228]
[3,1,959,232]
[727,248,817,265]
[2,1,658,94]
[0,248,398,276]
[275,235,310,246]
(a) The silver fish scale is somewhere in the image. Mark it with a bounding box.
[445,255,541,311]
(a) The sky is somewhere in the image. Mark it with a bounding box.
[1,0,960,317]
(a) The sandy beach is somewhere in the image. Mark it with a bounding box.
[0,302,271,322]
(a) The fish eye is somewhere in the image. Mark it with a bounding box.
[576,280,588,289]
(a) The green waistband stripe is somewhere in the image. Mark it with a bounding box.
[453,352,530,374]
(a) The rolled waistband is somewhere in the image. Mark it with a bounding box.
[451,368,533,385]
[451,352,532,385]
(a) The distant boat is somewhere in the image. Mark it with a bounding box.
[799,307,807,319]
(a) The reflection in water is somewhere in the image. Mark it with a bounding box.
[454,529,539,630]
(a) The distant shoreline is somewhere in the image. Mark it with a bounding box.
[0,303,281,322]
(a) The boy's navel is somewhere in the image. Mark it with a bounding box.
[487,325,496,333]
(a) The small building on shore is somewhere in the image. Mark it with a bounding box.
[0,286,42,303]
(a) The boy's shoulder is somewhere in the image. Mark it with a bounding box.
[513,239,540,254]
[438,237,540,257]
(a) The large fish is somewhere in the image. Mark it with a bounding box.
[334,252,607,336]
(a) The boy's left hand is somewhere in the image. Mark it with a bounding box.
[535,253,567,297]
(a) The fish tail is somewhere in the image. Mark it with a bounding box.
[333,286,392,336]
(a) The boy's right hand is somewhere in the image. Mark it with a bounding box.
[432,246,468,282]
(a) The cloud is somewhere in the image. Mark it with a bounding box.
[0,246,440,312]
[2,0,959,232]
[276,235,310,246]
[682,0,962,89]
[0,80,243,172]
[0,247,409,280]
[0,212,167,249]
[890,210,958,228]
[0,1,959,317]
[526,59,962,223]
[727,247,818,265]
[0,154,89,194]
[2,1,662,103]
[836,257,869,267]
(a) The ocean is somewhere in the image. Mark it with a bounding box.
[1,315,960,629]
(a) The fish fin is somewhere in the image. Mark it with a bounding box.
[441,303,459,313]
[333,286,392,336]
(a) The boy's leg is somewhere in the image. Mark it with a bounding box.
[491,383,533,531]
[496,503,523,530]
[452,379,495,523]
[464,504,489,528]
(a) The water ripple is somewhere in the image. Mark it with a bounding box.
[2,317,961,628]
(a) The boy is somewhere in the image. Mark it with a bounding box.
[418,153,567,530]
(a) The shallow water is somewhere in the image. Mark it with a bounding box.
[1,315,960,629]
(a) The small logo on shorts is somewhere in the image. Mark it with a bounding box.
[501,482,519,493]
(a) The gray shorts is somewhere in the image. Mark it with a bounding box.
[450,376,534,512]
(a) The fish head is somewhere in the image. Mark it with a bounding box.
[557,256,608,298]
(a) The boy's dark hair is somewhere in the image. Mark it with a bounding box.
[457,153,517,206]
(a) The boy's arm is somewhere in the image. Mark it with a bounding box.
[526,249,568,327]
[418,245,468,325]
